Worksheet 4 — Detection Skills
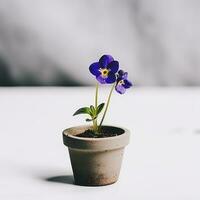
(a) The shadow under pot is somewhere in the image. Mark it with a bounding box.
[63,125,130,186]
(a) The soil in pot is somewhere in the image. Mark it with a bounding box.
[76,126,124,138]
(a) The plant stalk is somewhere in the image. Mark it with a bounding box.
[93,83,98,132]
[99,83,115,131]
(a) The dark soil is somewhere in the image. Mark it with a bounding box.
[76,127,124,138]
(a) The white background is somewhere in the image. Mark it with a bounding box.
[1,0,200,86]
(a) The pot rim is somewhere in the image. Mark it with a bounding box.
[63,125,130,141]
[63,125,130,151]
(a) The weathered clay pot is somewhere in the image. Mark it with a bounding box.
[63,125,130,186]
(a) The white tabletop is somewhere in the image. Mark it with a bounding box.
[0,87,200,200]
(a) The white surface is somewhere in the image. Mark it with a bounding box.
[0,87,200,199]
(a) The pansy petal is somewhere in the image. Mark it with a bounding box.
[118,70,124,77]
[122,72,128,79]
[107,61,119,73]
[99,55,114,67]
[117,70,128,79]
[115,84,126,94]
[96,75,106,84]
[105,72,116,84]
[116,77,121,83]
[124,79,133,88]
[89,62,101,76]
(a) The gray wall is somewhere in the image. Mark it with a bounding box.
[0,0,200,86]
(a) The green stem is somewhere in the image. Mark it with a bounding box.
[95,83,98,109]
[93,83,98,132]
[93,120,97,131]
[99,83,115,130]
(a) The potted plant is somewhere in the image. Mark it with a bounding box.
[63,55,132,186]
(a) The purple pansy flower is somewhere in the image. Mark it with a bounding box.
[115,70,132,94]
[89,55,119,84]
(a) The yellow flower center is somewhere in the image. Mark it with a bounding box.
[118,80,124,85]
[99,68,109,77]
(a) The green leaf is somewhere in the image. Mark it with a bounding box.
[85,116,97,122]
[90,105,95,115]
[96,103,105,115]
[73,107,91,116]
[86,118,92,122]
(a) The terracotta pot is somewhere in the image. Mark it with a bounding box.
[63,125,130,186]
